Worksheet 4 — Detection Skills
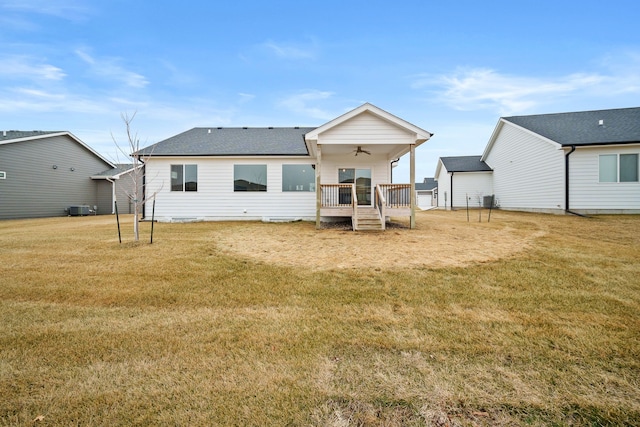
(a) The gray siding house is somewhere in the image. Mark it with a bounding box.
[0,130,133,220]
[91,164,143,215]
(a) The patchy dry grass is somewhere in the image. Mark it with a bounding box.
[0,210,639,426]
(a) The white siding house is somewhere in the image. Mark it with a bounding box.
[482,107,640,214]
[415,178,437,209]
[137,103,433,230]
[482,121,565,212]
[143,156,316,221]
[434,156,493,209]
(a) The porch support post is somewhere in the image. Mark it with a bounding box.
[410,143,416,229]
[315,144,322,229]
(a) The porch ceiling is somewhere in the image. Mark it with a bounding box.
[318,143,409,159]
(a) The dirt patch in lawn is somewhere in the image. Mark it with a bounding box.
[214,209,547,270]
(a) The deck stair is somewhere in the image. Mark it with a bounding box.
[354,207,384,231]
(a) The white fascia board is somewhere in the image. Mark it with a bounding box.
[482,119,563,161]
[433,158,445,180]
[305,102,432,143]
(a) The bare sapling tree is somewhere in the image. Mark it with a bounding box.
[111,112,150,242]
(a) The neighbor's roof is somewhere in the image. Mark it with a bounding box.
[416,177,437,191]
[440,156,492,172]
[503,107,640,146]
[136,127,315,156]
[1,130,115,167]
[91,164,138,179]
[1,130,63,142]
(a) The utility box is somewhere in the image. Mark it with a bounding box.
[483,195,496,208]
[69,205,90,216]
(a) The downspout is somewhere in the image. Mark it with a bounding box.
[564,146,587,217]
[449,171,454,211]
[106,177,116,214]
[390,158,399,183]
[564,145,583,216]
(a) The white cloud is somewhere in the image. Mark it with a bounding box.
[278,90,335,120]
[0,55,66,81]
[415,68,608,115]
[0,0,92,21]
[75,49,149,88]
[416,53,640,115]
[238,92,255,103]
[262,40,318,60]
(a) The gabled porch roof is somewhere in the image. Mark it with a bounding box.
[304,103,433,159]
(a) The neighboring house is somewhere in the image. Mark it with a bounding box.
[482,107,640,214]
[0,130,120,220]
[136,103,433,230]
[91,164,142,215]
[434,156,493,209]
[415,177,437,209]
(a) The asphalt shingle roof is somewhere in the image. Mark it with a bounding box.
[136,127,315,156]
[93,164,135,178]
[415,177,437,191]
[1,130,61,141]
[440,156,492,172]
[503,107,640,146]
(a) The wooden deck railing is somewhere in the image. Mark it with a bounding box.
[378,184,411,208]
[320,183,356,207]
[320,183,411,209]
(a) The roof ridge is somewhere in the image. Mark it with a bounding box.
[504,106,640,119]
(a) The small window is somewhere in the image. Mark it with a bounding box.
[234,165,267,191]
[0,171,5,179]
[282,164,315,191]
[599,155,617,182]
[171,164,197,191]
[620,154,638,182]
[599,154,639,183]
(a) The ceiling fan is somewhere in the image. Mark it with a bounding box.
[353,146,371,156]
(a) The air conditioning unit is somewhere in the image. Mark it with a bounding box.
[483,195,496,208]
[69,205,90,216]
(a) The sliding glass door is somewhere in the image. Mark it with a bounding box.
[339,168,371,205]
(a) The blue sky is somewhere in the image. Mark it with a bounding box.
[2,0,639,181]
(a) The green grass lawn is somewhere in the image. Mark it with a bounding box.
[0,211,639,426]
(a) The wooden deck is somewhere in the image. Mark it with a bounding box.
[319,183,412,231]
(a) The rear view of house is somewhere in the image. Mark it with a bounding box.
[136,103,433,230]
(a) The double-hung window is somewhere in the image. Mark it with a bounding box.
[599,154,638,183]
[171,164,198,191]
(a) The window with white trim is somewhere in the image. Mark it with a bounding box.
[171,164,198,191]
[282,164,314,191]
[0,171,5,179]
[234,164,267,191]
[599,154,638,183]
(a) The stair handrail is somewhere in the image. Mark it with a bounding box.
[351,184,358,231]
[375,185,386,230]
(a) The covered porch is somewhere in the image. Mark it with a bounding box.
[303,103,432,231]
